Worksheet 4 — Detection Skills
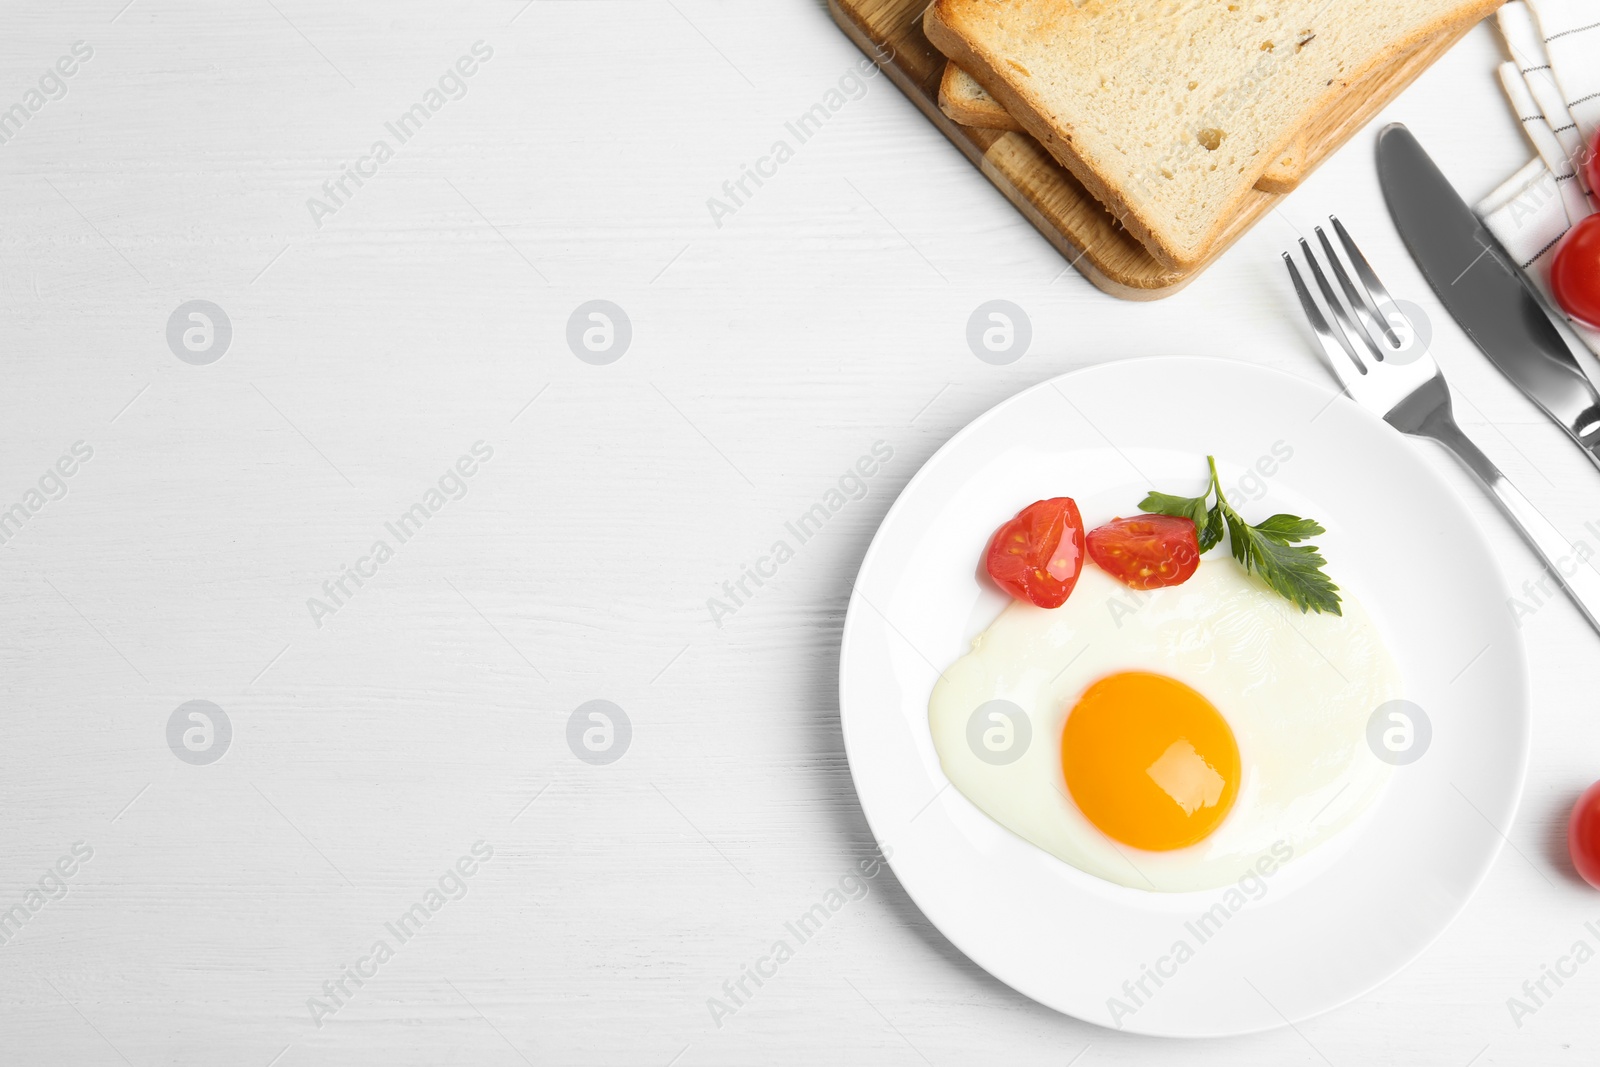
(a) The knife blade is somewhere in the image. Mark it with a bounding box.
[1377,122,1600,470]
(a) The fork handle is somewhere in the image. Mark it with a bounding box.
[1419,410,1600,634]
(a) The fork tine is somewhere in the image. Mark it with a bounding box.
[1316,225,1393,360]
[1330,215,1404,348]
[1298,239,1375,374]
[1282,251,1364,388]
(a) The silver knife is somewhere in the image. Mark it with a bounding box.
[1377,122,1600,470]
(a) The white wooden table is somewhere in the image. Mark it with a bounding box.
[2,2,1595,1063]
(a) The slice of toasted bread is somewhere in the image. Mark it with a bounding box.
[939,62,1021,129]
[925,0,1502,269]
[938,60,1307,189]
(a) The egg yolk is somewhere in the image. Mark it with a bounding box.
[1061,671,1240,851]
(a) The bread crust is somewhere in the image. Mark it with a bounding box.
[1255,138,1305,194]
[925,0,1503,269]
[939,62,1023,129]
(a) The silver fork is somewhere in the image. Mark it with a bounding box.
[1284,217,1600,634]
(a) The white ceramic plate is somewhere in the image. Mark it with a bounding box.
[839,357,1529,1038]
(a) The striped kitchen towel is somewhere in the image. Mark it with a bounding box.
[1476,0,1600,353]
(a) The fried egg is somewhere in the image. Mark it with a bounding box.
[928,561,1402,892]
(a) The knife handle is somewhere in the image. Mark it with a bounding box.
[1423,415,1600,634]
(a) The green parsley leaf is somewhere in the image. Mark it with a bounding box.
[1138,489,1209,528]
[1251,514,1325,543]
[1222,503,1342,615]
[1139,456,1341,615]
[1222,503,1251,568]
[1137,488,1225,552]
[1198,502,1224,553]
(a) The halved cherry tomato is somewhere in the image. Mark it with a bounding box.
[1569,779,1600,889]
[1551,214,1600,329]
[984,498,1086,608]
[1086,515,1200,590]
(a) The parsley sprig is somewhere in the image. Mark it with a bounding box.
[1138,456,1341,616]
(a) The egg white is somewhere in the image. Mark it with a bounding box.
[928,561,1403,892]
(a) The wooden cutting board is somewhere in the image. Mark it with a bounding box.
[829,0,1475,299]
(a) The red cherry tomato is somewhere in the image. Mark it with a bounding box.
[1086,515,1201,590]
[984,498,1086,608]
[1569,780,1600,889]
[1550,214,1600,329]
